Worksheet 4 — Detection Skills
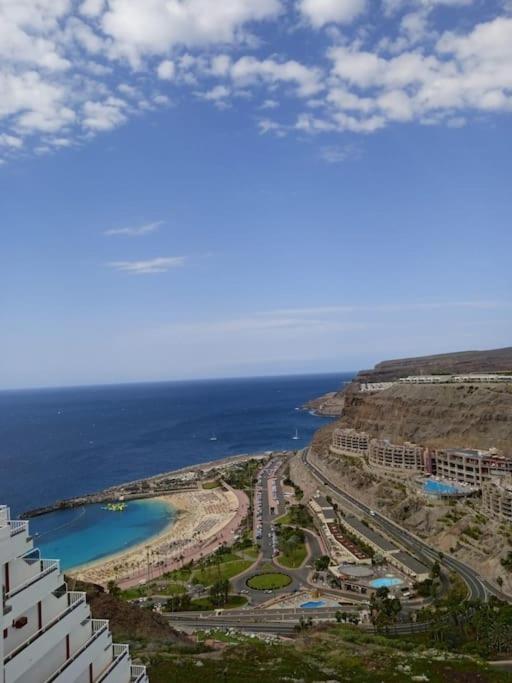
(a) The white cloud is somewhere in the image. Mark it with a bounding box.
[231,56,323,96]
[1,0,512,157]
[104,220,163,237]
[157,59,175,80]
[298,0,366,28]
[101,0,282,64]
[82,97,127,131]
[107,256,186,274]
[0,134,23,148]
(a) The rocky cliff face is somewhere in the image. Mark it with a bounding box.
[357,346,512,383]
[340,382,512,453]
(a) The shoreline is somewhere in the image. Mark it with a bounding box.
[64,496,180,575]
[68,484,250,588]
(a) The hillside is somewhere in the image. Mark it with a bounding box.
[358,347,512,383]
[339,382,512,453]
[305,347,512,452]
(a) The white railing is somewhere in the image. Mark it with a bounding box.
[130,664,148,682]
[45,619,109,682]
[6,559,59,598]
[4,592,86,663]
[9,520,28,537]
[95,644,129,683]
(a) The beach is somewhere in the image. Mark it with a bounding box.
[68,484,249,588]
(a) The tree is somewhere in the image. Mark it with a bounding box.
[107,580,121,598]
[315,555,330,571]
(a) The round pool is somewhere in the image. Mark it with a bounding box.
[300,600,327,609]
[370,577,403,589]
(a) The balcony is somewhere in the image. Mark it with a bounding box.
[95,644,130,683]
[6,558,61,620]
[9,520,28,537]
[130,665,149,683]
[3,591,87,681]
[45,619,110,683]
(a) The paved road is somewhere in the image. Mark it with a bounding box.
[302,448,508,603]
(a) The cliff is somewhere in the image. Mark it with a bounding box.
[339,382,512,452]
[357,346,512,383]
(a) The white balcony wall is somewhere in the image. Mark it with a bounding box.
[46,626,112,683]
[6,564,61,621]
[3,604,39,654]
[17,637,67,683]
[4,598,89,683]
[4,526,33,561]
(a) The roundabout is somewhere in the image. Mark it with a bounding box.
[246,572,292,591]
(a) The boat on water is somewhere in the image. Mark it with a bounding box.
[292,428,299,440]
[102,502,127,512]
[209,434,217,441]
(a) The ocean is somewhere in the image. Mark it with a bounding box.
[0,373,351,567]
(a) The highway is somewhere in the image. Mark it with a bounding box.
[301,448,507,603]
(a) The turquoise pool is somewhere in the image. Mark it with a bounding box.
[300,600,327,609]
[423,480,460,496]
[370,577,403,588]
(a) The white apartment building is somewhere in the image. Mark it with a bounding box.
[1,504,148,683]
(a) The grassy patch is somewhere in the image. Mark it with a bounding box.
[193,560,252,586]
[278,544,307,568]
[242,546,260,560]
[202,480,220,489]
[246,572,292,590]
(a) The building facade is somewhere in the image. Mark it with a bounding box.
[432,449,512,487]
[1,504,148,683]
[368,439,425,472]
[331,429,370,457]
[482,478,512,522]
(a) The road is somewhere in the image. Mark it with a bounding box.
[302,448,508,603]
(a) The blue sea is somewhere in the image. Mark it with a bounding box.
[0,373,350,569]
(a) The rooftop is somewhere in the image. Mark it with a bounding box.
[344,516,396,552]
[393,551,430,575]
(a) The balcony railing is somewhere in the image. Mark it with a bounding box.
[45,619,109,682]
[4,592,86,664]
[6,559,59,599]
[9,520,28,537]
[130,664,148,682]
[95,644,129,683]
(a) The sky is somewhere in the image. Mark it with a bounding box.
[1,0,511,389]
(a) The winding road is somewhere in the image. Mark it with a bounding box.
[302,448,508,603]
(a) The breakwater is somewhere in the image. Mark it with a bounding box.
[22,451,272,518]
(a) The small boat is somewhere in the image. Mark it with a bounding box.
[292,428,299,440]
[209,434,217,441]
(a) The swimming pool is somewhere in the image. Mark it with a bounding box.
[370,577,403,588]
[300,600,327,609]
[423,480,460,496]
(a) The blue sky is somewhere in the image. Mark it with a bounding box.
[1,0,511,389]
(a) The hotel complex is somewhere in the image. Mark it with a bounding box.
[330,428,512,519]
[1,505,148,683]
[368,440,425,472]
[482,478,512,522]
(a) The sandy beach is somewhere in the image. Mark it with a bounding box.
[69,484,249,588]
